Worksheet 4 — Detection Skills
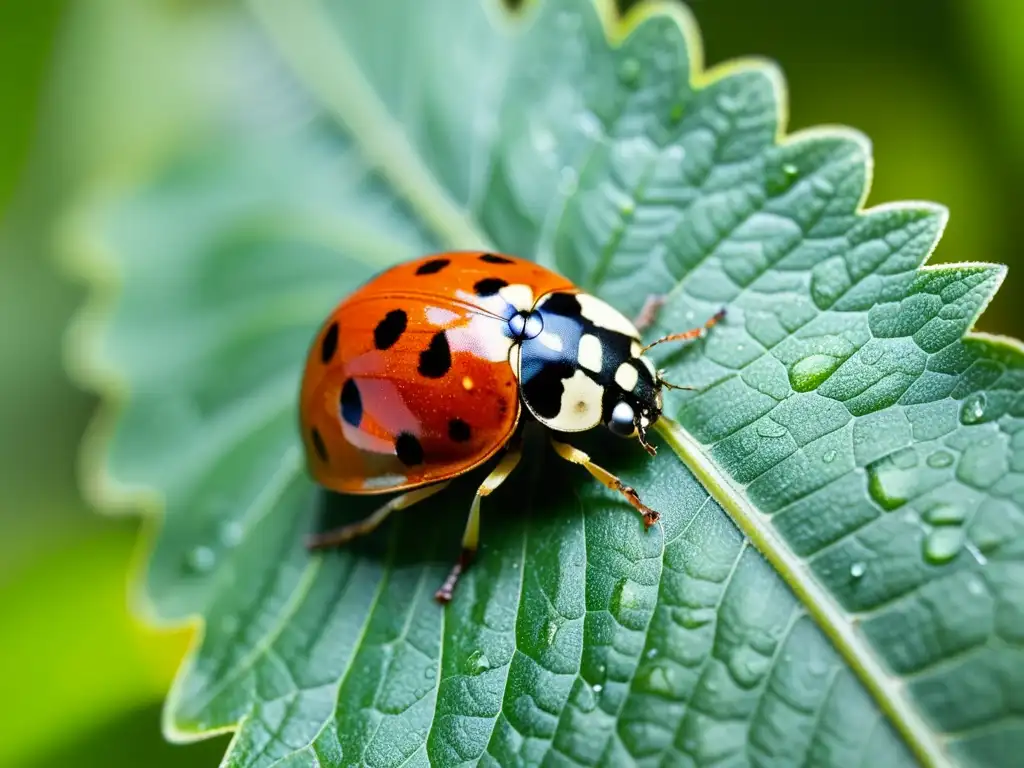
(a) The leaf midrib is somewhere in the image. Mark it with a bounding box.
[248,1,949,766]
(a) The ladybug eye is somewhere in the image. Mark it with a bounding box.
[608,401,635,437]
[508,311,543,340]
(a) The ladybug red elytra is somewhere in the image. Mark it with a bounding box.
[299,251,724,602]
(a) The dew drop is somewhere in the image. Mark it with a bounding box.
[466,650,491,674]
[219,520,244,548]
[618,57,641,86]
[756,419,787,439]
[823,450,837,464]
[960,393,988,425]
[866,459,913,511]
[619,199,636,216]
[638,664,676,696]
[592,683,603,693]
[610,578,641,617]
[186,545,216,574]
[782,163,798,177]
[923,504,965,526]
[926,450,955,469]
[849,561,866,579]
[923,527,966,564]
[788,354,841,392]
[645,648,659,660]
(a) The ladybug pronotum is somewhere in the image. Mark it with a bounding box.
[299,251,724,602]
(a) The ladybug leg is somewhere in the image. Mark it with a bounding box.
[632,294,666,332]
[435,443,524,604]
[306,481,451,551]
[550,438,660,528]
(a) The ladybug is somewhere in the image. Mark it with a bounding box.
[299,251,724,602]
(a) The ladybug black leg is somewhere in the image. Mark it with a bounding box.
[632,294,666,332]
[550,438,660,529]
[642,307,726,353]
[306,481,451,550]
[435,443,524,603]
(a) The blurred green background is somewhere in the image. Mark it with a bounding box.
[1,1,1021,765]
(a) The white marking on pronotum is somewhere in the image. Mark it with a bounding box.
[552,369,604,431]
[538,331,564,353]
[578,334,603,372]
[498,283,534,311]
[577,294,641,339]
[638,355,657,380]
[615,362,639,391]
[630,340,643,358]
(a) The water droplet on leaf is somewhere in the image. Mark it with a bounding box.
[788,354,840,392]
[618,57,641,86]
[186,546,216,573]
[866,459,914,511]
[782,163,798,177]
[467,650,491,675]
[960,393,987,424]
[850,562,866,579]
[926,450,954,469]
[219,520,244,547]
[639,664,676,696]
[823,450,837,464]
[923,527,965,564]
[592,683,603,693]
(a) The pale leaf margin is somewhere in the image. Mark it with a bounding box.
[57,0,1022,766]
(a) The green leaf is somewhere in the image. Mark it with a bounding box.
[66,0,1024,765]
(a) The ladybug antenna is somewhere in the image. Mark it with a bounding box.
[657,370,696,392]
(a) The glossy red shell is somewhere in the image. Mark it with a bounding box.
[299,251,576,494]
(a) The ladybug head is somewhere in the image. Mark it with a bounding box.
[603,350,664,456]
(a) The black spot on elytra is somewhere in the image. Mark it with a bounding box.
[540,292,582,318]
[374,309,407,350]
[522,361,575,419]
[415,258,450,275]
[340,378,362,427]
[480,253,514,265]
[474,277,508,297]
[320,322,339,364]
[448,418,472,442]
[311,428,328,462]
[418,331,451,378]
[395,432,424,466]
